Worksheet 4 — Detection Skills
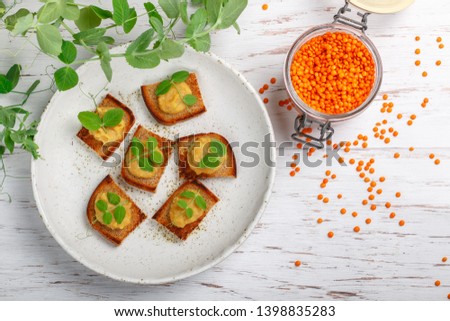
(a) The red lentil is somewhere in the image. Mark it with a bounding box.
[327,231,334,238]
[295,260,301,267]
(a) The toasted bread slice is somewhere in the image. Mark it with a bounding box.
[153,180,219,240]
[141,73,206,125]
[121,125,173,193]
[87,175,147,246]
[77,94,135,160]
[177,133,237,180]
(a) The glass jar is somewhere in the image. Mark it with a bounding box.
[283,0,414,148]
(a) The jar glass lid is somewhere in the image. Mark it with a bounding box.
[349,0,414,14]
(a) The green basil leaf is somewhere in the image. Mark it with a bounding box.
[144,2,163,24]
[36,24,63,56]
[73,28,113,46]
[91,6,113,19]
[159,39,185,60]
[155,79,172,96]
[130,146,140,157]
[58,40,77,64]
[183,94,197,106]
[180,0,189,24]
[96,200,108,211]
[5,8,30,32]
[188,33,211,52]
[209,139,226,157]
[123,7,137,34]
[0,75,13,94]
[150,150,164,165]
[217,0,247,29]
[150,16,164,40]
[195,195,207,210]
[177,199,188,209]
[205,0,222,24]
[158,0,180,19]
[102,108,124,127]
[146,136,158,150]
[107,192,121,205]
[112,0,130,25]
[96,42,112,82]
[114,206,126,224]
[37,2,60,24]
[75,6,101,31]
[185,207,193,218]
[6,64,21,90]
[180,190,196,199]
[12,13,33,36]
[78,111,101,131]
[186,7,207,37]
[54,66,78,91]
[102,211,113,225]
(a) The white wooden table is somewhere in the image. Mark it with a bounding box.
[1,0,450,300]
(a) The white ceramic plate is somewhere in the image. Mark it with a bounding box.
[31,46,276,284]
[349,0,414,14]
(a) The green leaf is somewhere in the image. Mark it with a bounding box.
[209,139,226,157]
[183,94,197,106]
[140,157,154,172]
[107,192,121,205]
[232,21,241,34]
[73,28,114,46]
[123,8,137,34]
[200,154,221,168]
[37,2,60,23]
[150,150,164,165]
[114,206,126,224]
[146,136,158,150]
[96,200,108,211]
[75,6,101,31]
[155,79,172,96]
[36,24,63,56]
[125,29,160,68]
[171,70,190,83]
[205,0,222,24]
[186,207,193,218]
[0,75,13,94]
[160,39,185,60]
[158,0,180,19]
[177,199,188,209]
[186,7,207,37]
[6,64,21,90]
[180,0,189,24]
[102,211,113,224]
[78,111,101,131]
[5,9,31,32]
[131,137,144,157]
[58,40,77,64]
[61,1,80,20]
[195,195,207,210]
[96,42,112,82]
[112,0,130,25]
[103,108,124,127]
[150,16,164,40]
[144,2,163,24]
[0,146,5,158]
[54,66,78,91]
[4,130,14,154]
[217,0,247,29]
[0,1,5,19]
[188,33,211,52]
[91,6,113,19]
[180,190,196,199]
[12,13,33,36]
